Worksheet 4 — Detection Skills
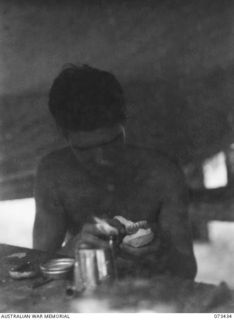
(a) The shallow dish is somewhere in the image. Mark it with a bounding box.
[40,258,74,279]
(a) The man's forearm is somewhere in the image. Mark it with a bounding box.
[165,246,197,279]
[156,229,197,279]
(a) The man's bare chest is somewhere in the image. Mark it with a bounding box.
[58,166,162,226]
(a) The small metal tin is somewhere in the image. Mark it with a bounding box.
[40,258,74,279]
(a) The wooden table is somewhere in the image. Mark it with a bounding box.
[0,243,233,313]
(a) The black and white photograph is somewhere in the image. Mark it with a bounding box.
[0,0,234,314]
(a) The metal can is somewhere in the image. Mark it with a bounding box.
[74,246,116,292]
[79,248,99,290]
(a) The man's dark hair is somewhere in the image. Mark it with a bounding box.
[49,64,126,133]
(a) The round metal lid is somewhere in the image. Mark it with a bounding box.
[40,258,74,273]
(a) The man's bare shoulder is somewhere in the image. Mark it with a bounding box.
[37,147,72,176]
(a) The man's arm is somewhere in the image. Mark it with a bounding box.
[33,156,67,254]
[158,166,197,279]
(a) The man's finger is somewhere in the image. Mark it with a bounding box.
[79,233,110,249]
[82,223,107,237]
[107,219,126,234]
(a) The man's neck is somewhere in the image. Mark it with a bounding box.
[68,125,125,166]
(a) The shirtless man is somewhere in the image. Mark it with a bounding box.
[33,65,197,279]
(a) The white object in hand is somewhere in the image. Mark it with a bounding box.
[126,221,148,234]
[114,216,148,234]
[94,217,118,235]
[114,215,154,248]
[123,228,154,248]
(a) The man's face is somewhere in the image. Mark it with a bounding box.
[67,124,124,149]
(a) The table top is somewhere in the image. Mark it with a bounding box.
[0,243,233,313]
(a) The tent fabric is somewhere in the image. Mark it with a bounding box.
[1,0,234,199]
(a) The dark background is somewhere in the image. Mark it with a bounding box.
[1,0,234,200]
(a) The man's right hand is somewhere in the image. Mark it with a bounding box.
[78,223,116,249]
[78,218,126,249]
